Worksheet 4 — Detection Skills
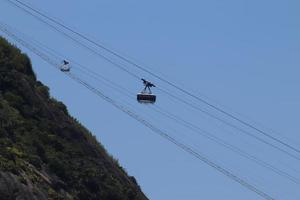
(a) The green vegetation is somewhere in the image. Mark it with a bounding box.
[0,37,147,200]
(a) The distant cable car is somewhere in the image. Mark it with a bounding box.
[137,79,156,104]
[60,60,71,72]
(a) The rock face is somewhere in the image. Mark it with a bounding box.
[0,171,48,200]
[0,37,148,200]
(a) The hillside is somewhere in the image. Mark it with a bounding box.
[0,37,148,200]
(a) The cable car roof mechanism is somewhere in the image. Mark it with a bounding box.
[137,79,156,104]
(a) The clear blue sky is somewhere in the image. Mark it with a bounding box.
[1,0,300,199]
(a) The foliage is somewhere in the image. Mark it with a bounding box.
[0,37,147,200]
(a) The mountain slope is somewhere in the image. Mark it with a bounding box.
[0,37,148,200]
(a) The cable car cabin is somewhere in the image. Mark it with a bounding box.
[137,93,156,104]
[60,60,71,72]
[137,78,156,104]
[60,67,70,72]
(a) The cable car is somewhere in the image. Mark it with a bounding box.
[60,60,71,72]
[137,79,156,104]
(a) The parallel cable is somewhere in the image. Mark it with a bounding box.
[5,0,140,80]
[6,24,300,183]
[68,72,275,200]
[151,105,300,184]
[157,87,300,161]
[6,0,300,158]
[6,0,300,155]
[72,66,300,184]
[69,60,300,182]
[67,60,300,183]
[0,23,275,200]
